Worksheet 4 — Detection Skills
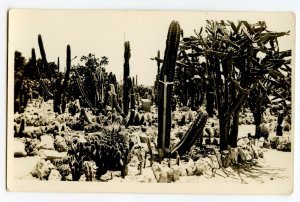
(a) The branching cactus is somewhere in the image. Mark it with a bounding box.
[157,21,181,151]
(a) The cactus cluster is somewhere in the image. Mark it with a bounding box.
[74,55,123,117]
[66,128,132,180]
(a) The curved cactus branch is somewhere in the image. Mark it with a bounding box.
[171,110,208,156]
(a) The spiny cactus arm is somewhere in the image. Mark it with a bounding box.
[58,45,71,94]
[31,48,54,97]
[74,68,94,109]
[171,110,208,156]
[38,34,53,78]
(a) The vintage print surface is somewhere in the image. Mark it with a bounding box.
[7,10,294,194]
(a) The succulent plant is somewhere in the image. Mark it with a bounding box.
[157,21,181,151]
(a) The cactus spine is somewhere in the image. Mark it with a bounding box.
[157,21,181,150]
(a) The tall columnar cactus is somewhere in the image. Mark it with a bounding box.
[157,21,181,151]
[38,35,53,78]
[123,41,131,115]
[35,35,71,114]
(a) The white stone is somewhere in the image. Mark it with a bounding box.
[48,169,62,181]
[14,140,27,157]
[38,135,55,150]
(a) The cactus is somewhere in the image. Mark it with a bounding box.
[276,111,284,136]
[34,35,71,114]
[123,41,131,115]
[38,35,53,77]
[157,21,181,151]
[171,110,208,156]
[130,78,136,110]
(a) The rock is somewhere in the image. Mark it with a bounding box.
[152,162,168,183]
[141,168,157,182]
[141,99,151,112]
[25,138,40,156]
[14,140,27,157]
[65,174,73,181]
[237,137,250,147]
[54,135,68,152]
[57,164,71,180]
[244,149,253,161]
[238,148,247,163]
[251,144,259,159]
[178,164,187,176]
[229,147,239,165]
[38,135,55,150]
[31,159,56,179]
[79,174,87,181]
[263,139,271,149]
[270,136,280,149]
[194,158,210,175]
[185,159,196,176]
[245,145,254,156]
[208,154,220,169]
[276,137,291,152]
[139,133,148,143]
[259,124,269,139]
[221,150,231,167]
[172,165,180,181]
[39,149,67,160]
[48,169,62,181]
[166,167,174,183]
[77,135,87,144]
[258,148,264,158]
[100,171,113,181]
[257,137,265,148]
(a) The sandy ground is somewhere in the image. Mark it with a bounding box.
[12,100,293,185]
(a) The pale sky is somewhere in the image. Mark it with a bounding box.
[8,10,294,86]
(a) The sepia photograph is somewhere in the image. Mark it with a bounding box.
[6,9,295,194]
